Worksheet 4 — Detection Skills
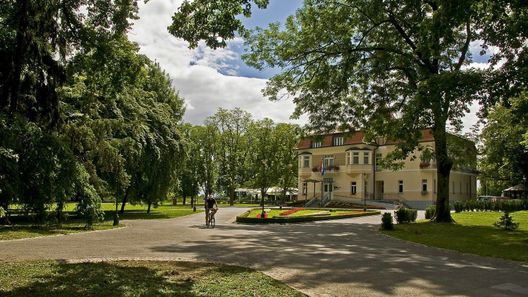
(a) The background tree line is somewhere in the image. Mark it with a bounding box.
[176,108,300,207]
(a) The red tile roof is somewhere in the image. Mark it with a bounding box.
[297,129,435,149]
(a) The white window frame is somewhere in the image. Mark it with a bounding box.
[352,152,359,164]
[333,136,344,146]
[422,179,428,193]
[323,155,334,169]
[363,152,369,164]
[302,155,310,168]
[351,181,357,195]
[312,141,322,148]
[375,153,382,170]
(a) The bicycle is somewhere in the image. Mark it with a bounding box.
[206,208,217,228]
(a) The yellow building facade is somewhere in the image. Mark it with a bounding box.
[297,130,477,209]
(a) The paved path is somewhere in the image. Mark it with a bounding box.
[1,208,528,297]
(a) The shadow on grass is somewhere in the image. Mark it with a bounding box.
[387,222,528,262]
[1,261,304,297]
[2,261,195,297]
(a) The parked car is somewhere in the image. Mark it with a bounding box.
[477,195,508,202]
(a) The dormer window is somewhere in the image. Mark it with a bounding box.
[333,136,344,146]
[312,141,322,148]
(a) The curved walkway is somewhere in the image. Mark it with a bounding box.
[1,207,528,297]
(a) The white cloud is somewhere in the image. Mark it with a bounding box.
[128,0,299,125]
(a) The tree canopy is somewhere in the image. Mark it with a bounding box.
[171,0,490,222]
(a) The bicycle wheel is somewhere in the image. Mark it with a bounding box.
[210,217,215,228]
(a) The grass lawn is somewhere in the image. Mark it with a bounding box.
[0,260,304,297]
[1,202,202,241]
[383,211,528,262]
[0,222,116,241]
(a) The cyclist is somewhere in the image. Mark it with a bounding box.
[205,196,218,227]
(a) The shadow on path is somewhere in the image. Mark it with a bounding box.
[151,221,528,296]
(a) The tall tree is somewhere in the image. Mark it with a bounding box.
[206,108,252,205]
[177,124,201,206]
[247,118,280,213]
[480,92,528,195]
[274,123,300,205]
[171,0,484,222]
[193,124,219,201]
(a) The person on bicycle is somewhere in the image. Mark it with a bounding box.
[205,196,218,226]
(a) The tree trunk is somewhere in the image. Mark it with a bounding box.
[433,124,453,222]
[229,187,235,206]
[119,189,129,214]
[260,188,266,217]
[147,201,152,214]
[9,0,29,113]
[182,196,186,205]
[56,198,64,227]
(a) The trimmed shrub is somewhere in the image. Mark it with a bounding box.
[425,205,436,220]
[453,201,464,213]
[494,211,519,231]
[454,199,527,213]
[395,208,417,224]
[381,212,394,230]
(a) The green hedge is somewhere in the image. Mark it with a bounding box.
[453,199,528,213]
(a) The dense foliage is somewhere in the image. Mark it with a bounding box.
[0,1,185,226]
[177,109,300,205]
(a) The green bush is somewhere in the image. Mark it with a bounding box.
[494,211,519,231]
[381,212,394,230]
[395,208,417,224]
[454,199,527,213]
[425,205,436,220]
[453,201,463,213]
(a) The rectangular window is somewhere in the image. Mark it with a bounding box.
[302,155,310,168]
[353,152,359,164]
[351,182,357,195]
[381,181,385,193]
[333,136,344,146]
[422,179,428,192]
[376,153,382,170]
[312,141,322,148]
[398,180,404,193]
[323,155,334,169]
[363,152,369,164]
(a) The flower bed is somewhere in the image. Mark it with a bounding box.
[236,208,380,224]
[279,208,303,216]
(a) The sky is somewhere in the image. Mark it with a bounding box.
[129,0,483,132]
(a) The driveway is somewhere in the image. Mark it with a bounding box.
[1,207,527,297]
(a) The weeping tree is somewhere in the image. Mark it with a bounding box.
[0,0,140,224]
[170,0,487,222]
[62,36,185,216]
